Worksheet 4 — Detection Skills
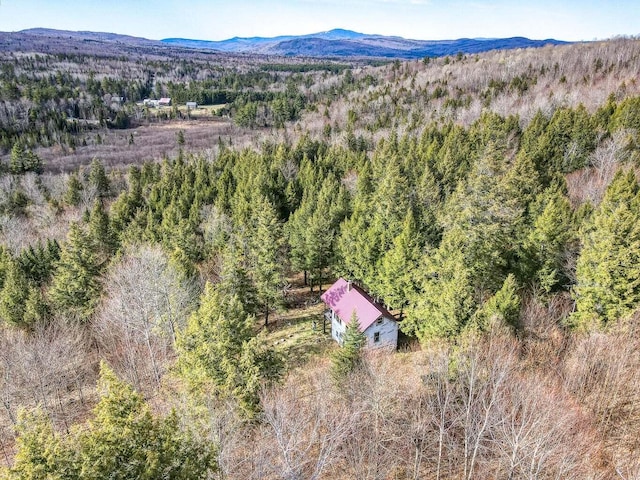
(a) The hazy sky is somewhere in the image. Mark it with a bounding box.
[0,0,638,42]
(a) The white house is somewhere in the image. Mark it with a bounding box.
[186,101,198,109]
[321,278,398,350]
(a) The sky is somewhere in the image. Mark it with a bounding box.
[0,0,638,42]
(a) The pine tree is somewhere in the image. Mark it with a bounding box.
[288,175,348,291]
[177,283,254,388]
[177,283,283,417]
[64,173,83,206]
[250,197,286,326]
[572,170,640,328]
[0,247,11,290]
[403,244,475,341]
[76,363,216,479]
[218,241,259,315]
[0,259,29,327]
[378,209,422,312]
[331,311,366,383]
[49,223,102,321]
[22,286,50,328]
[336,163,376,286]
[176,129,185,146]
[88,200,118,260]
[23,151,43,174]
[522,187,574,293]
[88,159,110,198]
[470,274,521,332]
[1,408,75,480]
[237,333,285,415]
[18,240,61,286]
[1,366,217,479]
[9,143,25,174]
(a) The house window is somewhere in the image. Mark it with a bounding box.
[374,332,380,343]
[376,318,383,325]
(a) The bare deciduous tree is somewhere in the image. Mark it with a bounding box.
[259,374,352,480]
[0,322,95,436]
[93,244,198,393]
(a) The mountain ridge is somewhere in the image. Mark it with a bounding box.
[161,28,569,58]
[9,27,570,59]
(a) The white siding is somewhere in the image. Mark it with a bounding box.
[331,310,346,345]
[329,310,398,350]
[363,316,398,350]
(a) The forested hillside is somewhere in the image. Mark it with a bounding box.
[1,36,640,479]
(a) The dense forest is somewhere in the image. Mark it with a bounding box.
[1,34,640,479]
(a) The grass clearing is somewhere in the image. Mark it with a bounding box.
[263,279,336,370]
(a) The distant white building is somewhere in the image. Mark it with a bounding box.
[143,99,159,108]
[186,101,198,109]
[158,97,172,107]
[321,278,398,350]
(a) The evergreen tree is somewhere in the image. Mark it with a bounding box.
[330,311,366,383]
[17,240,60,286]
[378,209,422,312]
[0,247,11,290]
[88,159,110,198]
[23,150,43,174]
[48,223,101,321]
[64,173,83,207]
[288,175,348,290]
[336,163,376,286]
[470,274,521,332]
[176,129,185,146]
[75,363,216,480]
[440,148,523,293]
[404,244,475,341]
[177,283,253,388]
[0,259,29,327]
[1,408,74,480]
[218,241,259,315]
[22,286,50,328]
[88,200,118,260]
[9,143,25,174]
[572,170,640,328]
[250,197,286,326]
[177,283,283,417]
[522,187,574,293]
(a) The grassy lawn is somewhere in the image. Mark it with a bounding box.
[263,279,336,370]
[139,104,227,120]
[177,104,227,118]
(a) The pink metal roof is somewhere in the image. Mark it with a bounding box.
[321,278,394,332]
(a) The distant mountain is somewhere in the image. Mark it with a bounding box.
[162,29,569,58]
[19,28,158,45]
[5,28,569,59]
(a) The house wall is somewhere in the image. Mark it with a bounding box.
[364,316,398,350]
[331,311,347,345]
[329,310,398,350]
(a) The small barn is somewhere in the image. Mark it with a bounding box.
[321,278,398,350]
